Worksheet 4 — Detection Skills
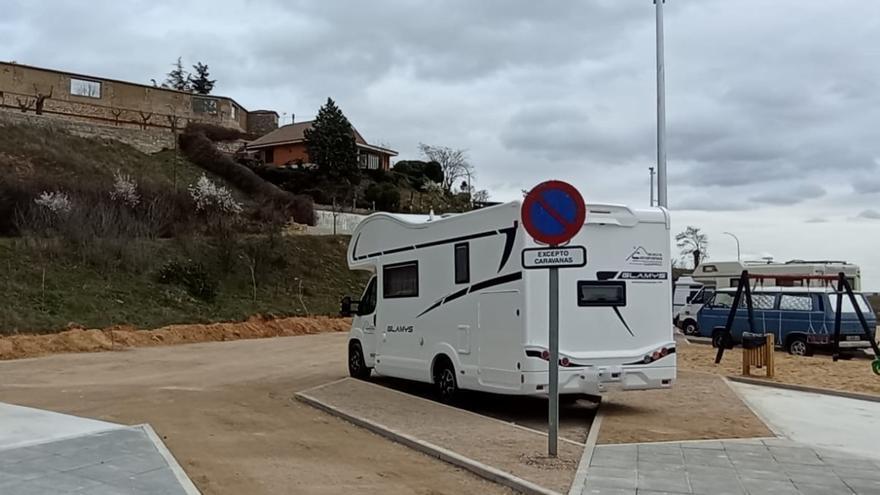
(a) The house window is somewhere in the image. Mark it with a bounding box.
[454,243,469,284]
[230,105,237,120]
[70,78,101,98]
[263,148,274,164]
[192,96,218,114]
[383,261,419,298]
[359,153,380,170]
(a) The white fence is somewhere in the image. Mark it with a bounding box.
[312,210,368,235]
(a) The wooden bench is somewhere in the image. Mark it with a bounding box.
[742,333,775,378]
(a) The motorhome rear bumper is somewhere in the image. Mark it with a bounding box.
[521,363,676,396]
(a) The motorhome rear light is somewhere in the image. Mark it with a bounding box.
[560,357,570,367]
[541,349,550,360]
[660,347,669,356]
[643,355,652,364]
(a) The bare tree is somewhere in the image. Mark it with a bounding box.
[138,111,153,129]
[110,108,123,126]
[675,226,709,268]
[418,143,473,193]
[33,85,53,115]
[16,97,33,113]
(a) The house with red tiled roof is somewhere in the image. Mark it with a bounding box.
[245,120,397,171]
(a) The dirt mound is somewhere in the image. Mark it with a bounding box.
[0,315,350,361]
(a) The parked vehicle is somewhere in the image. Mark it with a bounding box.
[692,260,861,291]
[340,201,675,401]
[697,287,877,356]
[673,276,706,335]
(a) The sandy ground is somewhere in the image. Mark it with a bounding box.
[0,316,350,361]
[0,333,510,495]
[678,340,880,396]
[303,379,585,494]
[598,370,773,445]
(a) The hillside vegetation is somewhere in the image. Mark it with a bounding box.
[0,236,367,334]
[0,121,362,334]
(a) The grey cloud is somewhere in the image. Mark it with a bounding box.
[749,184,826,206]
[853,177,880,194]
[858,209,880,220]
[805,217,828,223]
[671,195,757,212]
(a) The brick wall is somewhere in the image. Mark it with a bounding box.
[0,62,249,133]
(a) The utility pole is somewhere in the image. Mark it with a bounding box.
[655,0,668,208]
[649,167,656,206]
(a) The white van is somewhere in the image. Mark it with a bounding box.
[673,277,704,318]
[341,201,676,401]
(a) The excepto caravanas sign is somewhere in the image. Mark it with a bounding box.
[521,246,587,269]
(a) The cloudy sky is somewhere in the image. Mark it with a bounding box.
[3,0,879,287]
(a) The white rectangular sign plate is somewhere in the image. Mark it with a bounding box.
[522,246,587,269]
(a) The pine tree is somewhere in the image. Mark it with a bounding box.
[189,62,216,94]
[303,98,359,180]
[164,57,191,91]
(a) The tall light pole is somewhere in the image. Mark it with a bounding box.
[649,167,655,206]
[655,0,668,208]
[723,231,741,261]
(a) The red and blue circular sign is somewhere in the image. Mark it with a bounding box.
[521,181,586,246]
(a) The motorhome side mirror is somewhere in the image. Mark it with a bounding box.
[340,296,353,317]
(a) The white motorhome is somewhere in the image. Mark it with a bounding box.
[342,201,675,401]
[692,260,861,290]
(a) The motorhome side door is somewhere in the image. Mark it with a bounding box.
[353,277,378,364]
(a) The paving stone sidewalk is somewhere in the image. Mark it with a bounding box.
[581,438,880,495]
[0,426,195,494]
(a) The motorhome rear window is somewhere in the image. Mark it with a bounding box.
[383,261,419,298]
[577,281,626,307]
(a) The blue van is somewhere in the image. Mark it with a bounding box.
[697,287,877,356]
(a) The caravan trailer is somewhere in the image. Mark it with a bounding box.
[341,201,675,401]
[693,260,862,290]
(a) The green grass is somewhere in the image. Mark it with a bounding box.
[0,236,369,334]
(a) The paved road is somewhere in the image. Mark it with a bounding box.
[0,333,510,495]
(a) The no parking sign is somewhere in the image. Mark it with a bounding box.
[521,180,586,457]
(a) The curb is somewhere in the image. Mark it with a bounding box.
[726,375,880,404]
[141,424,202,495]
[721,377,784,438]
[567,405,603,495]
[296,391,561,495]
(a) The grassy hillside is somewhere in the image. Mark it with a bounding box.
[0,235,368,334]
[0,123,207,187]
[0,121,355,334]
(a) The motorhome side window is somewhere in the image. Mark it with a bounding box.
[359,278,377,315]
[454,243,469,284]
[383,261,419,298]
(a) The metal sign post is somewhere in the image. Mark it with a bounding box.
[521,180,586,457]
[548,265,559,456]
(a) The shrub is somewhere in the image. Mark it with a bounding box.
[183,122,255,142]
[34,191,73,214]
[365,183,400,212]
[179,130,315,225]
[110,170,141,208]
[157,259,218,302]
[189,174,243,214]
